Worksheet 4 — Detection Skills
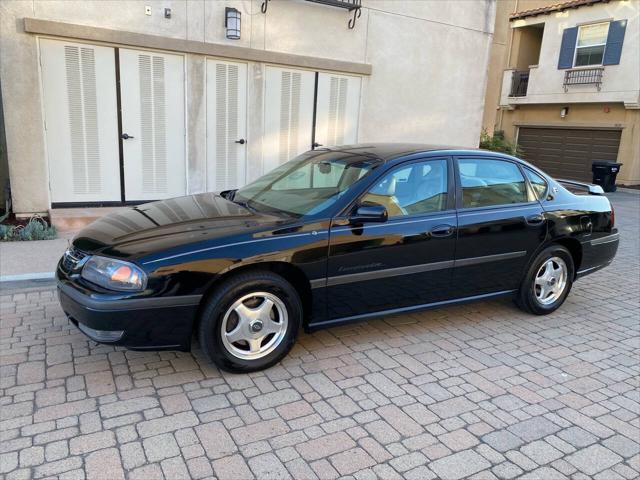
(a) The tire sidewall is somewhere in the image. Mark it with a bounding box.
[199,273,302,372]
[522,245,574,314]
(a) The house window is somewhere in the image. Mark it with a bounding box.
[574,22,609,66]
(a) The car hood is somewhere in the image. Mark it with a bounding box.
[72,193,292,260]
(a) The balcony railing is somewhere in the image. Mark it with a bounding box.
[509,70,530,97]
[563,67,604,92]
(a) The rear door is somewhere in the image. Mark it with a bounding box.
[453,156,547,297]
[325,157,457,321]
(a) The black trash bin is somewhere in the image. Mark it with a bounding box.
[592,161,622,192]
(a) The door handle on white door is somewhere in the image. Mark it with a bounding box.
[235,139,246,144]
[121,133,134,140]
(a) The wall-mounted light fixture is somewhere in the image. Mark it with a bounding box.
[225,7,241,40]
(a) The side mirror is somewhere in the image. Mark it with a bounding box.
[350,204,388,224]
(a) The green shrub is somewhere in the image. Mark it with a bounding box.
[0,214,57,241]
[479,129,523,157]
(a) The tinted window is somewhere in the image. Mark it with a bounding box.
[459,158,527,208]
[524,168,548,201]
[361,159,448,218]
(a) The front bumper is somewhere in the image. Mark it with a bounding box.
[57,279,202,351]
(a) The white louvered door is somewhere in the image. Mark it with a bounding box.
[314,72,361,148]
[263,66,315,175]
[39,39,121,203]
[206,59,247,191]
[119,49,186,201]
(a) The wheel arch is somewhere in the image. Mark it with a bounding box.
[193,261,314,335]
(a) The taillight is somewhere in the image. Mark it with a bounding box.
[610,204,615,229]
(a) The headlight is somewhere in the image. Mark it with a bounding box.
[81,256,147,292]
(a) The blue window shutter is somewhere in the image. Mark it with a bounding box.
[603,20,627,65]
[558,27,578,69]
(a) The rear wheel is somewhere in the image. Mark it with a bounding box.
[198,271,302,372]
[516,245,574,315]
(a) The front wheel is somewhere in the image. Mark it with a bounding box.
[198,271,302,372]
[516,245,574,315]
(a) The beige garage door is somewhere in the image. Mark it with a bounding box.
[518,127,622,183]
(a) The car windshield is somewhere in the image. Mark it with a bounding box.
[233,151,382,216]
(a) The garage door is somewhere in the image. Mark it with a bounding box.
[518,127,621,183]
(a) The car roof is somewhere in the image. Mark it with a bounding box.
[315,143,518,163]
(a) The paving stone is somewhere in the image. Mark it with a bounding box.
[507,417,561,442]
[430,450,492,479]
[84,448,125,480]
[136,411,199,437]
[297,431,356,461]
[231,418,289,446]
[248,452,292,479]
[161,455,190,479]
[482,430,525,453]
[603,434,640,458]
[212,454,254,479]
[143,433,180,462]
[17,361,45,385]
[430,396,476,419]
[566,444,623,475]
[521,440,564,465]
[195,421,237,459]
[99,396,159,418]
[439,428,479,451]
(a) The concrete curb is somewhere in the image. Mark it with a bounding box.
[0,272,55,283]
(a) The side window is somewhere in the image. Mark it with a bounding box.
[458,158,527,208]
[524,168,548,201]
[361,159,448,218]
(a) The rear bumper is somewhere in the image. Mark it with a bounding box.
[57,280,201,351]
[577,232,619,279]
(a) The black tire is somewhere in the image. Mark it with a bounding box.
[198,271,302,373]
[516,244,575,315]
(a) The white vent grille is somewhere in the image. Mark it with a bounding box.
[138,54,168,195]
[214,63,240,190]
[326,76,348,146]
[64,46,101,194]
[279,71,302,165]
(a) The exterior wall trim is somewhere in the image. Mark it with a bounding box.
[513,122,625,130]
[23,17,372,76]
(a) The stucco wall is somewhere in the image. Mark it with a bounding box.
[0,0,495,214]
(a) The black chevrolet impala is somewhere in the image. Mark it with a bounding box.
[57,145,619,372]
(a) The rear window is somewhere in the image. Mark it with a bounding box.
[524,168,548,201]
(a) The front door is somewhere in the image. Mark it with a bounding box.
[119,48,186,201]
[453,156,547,296]
[206,59,248,191]
[39,39,121,203]
[325,158,457,321]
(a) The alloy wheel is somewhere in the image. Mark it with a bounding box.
[220,292,288,360]
[534,256,568,306]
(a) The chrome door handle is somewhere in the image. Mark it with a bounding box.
[430,225,455,238]
[526,214,545,225]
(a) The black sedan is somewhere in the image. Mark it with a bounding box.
[57,144,619,372]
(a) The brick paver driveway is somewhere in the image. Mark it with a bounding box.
[1,192,638,480]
